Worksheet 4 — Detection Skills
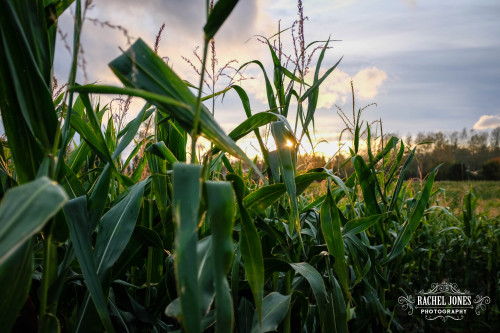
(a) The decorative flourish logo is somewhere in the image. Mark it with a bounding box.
[398,282,491,322]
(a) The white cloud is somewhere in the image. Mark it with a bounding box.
[473,114,500,129]
[353,67,388,99]
[315,66,387,109]
[239,71,269,106]
[238,66,388,110]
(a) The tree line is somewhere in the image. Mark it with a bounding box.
[404,127,500,180]
[295,126,500,181]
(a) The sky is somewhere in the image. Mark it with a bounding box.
[50,0,500,157]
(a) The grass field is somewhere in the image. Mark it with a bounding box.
[432,181,500,218]
[1,1,499,331]
[306,179,500,218]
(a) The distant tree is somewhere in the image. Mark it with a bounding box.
[490,126,500,152]
[482,157,500,180]
[447,161,467,181]
[468,132,489,170]
[433,131,448,151]
[405,133,412,147]
[449,131,459,149]
[415,132,425,144]
[460,127,468,145]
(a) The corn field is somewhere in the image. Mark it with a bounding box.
[0,1,498,332]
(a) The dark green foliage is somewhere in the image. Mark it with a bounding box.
[0,1,498,332]
[483,157,500,180]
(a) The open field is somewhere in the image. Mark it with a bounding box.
[305,179,500,218]
[1,1,499,332]
[432,181,500,218]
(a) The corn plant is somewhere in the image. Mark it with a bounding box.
[1,0,498,332]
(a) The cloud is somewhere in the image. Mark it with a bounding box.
[399,0,417,8]
[237,73,262,105]
[316,66,387,109]
[473,115,500,129]
[239,66,387,110]
[54,0,273,86]
[353,67,388,99]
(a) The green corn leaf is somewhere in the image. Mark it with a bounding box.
[320,184,349,297]
[133,225,164,250]
[206,181,235,333]
[301,55,343,102]
[148,140,169,182]
[67,140,91,173]
[59,162,86,199]
[166,236,215,321]
[88,163,112,231]
[295,168,329,194]
[112,102,149,160]
[171,163,202,333]
[228,85,252,118]
[79,93,113,164]
[383,166,438,264]
[215,112,279,151]
[243,169,330,213]
[0,177,68,264]
[239,298,255,332]
[105,117,117,156]
[146,142,179,164]
[107,39,258,172]
[70,114,110,163]
[118,108,155,140]
[342,136,399,191]
[263,37,285,114]
[271,121,300,237]
[329,275,348,333]
[204,0,239,40]
[244,183,286,214]
[290,262,328,321]
[131,155,147,183]
[94,179,148,276]
[63,196,114,332]
[197,236,216,316]
[0,13,44,183]
[227,174,264,323]
[0,242,33,333]
[283,88,299,119]
[342,214,384,237]
[230,249,241,322]
[384,139,405,188]
[229,85,271,170]
[70,85,190,110]
[0,0,58,150]
[268,150,281,183]
[388,147,416,212]
[301,39,336,142]
[239,60,277,112]
[76,179,147,332]
[250,292,290,333]
[45,0,75,26]
[122,143,142,172]
[373,136,398,164]
[343,234,372,287]
[149,172,170,225]
[353,155,382,215]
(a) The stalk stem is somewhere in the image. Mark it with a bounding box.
[53,0,84,179]
[283,270,292,333]
[190,41,210,164]
[146,199,153,306]
[39,229,56,324]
